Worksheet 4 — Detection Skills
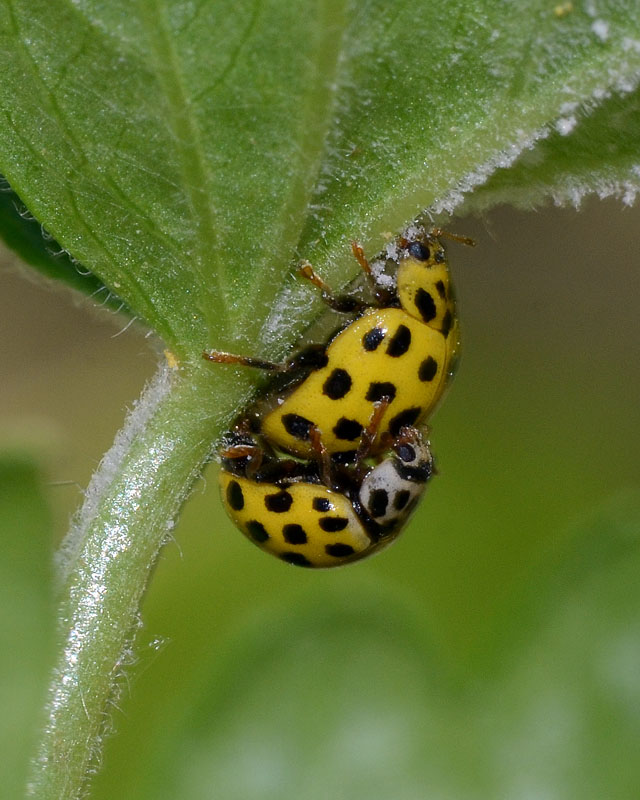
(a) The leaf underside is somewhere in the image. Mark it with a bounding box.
[0,1,639,357]
[0,182,124,310]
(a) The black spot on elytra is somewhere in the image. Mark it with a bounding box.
[265,490,293,513]
[441,309,453,338]
[435,280,447,299]
[283,524,307,544]
[386,324,411,357]
[333,417,363,441]
[389,407,421,437]
[369,489,389,518]
[331,449,359,466]
[281,552,312,567]
[319,517,349,532]
[396,443,416,463]
[418,356,438,382]
[366,381,397,403]
[323,368,352,400]
[226,480,244,511]
[282,413,314,440]
[325,543,356,558]
[246,520,269,542]
[394,490,411,511]
[408,241,430,261]
[416,288,437,323]
[363,327,385,351]
[313,497,332,512]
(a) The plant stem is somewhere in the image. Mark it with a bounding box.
[27,360,244,800]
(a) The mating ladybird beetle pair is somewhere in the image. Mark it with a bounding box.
[204,226,473,568]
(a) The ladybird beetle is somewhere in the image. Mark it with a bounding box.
[204,227,471,463]
[204,226,472,567]
[218,423,434,568]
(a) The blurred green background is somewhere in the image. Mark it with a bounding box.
[2,201,640,798]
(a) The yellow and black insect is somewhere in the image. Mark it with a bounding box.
[205,227,472,567]
[217,424,434,568]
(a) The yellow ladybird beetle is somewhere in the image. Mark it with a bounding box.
[204,227,472,463]
[204,226,473,567]
[217,422,434,568]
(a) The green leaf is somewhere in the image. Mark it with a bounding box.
[0,181,125,309]
[0,455,52,799]
[465,84,640,211]
[1,1,639,359]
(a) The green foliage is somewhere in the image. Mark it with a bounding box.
[1,1,640,358]
[0,183,122,309]
[0,456,52,799]
[468,85,640,211]
[0,1,639,799]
